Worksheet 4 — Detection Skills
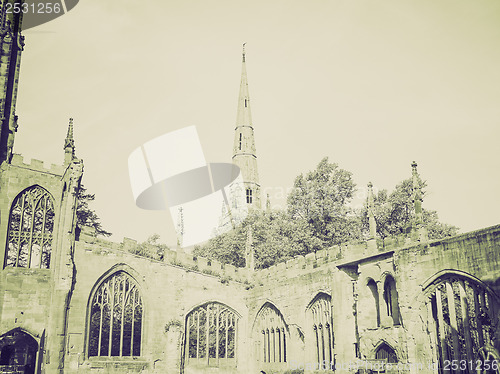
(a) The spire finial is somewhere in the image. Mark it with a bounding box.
[410,161,428,241]
[412,161,423,222]
[64,117,75,164]
[367,182,376,239]
[64,117,75,149]
[242,42,246,62]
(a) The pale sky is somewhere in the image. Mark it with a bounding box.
[14,0,500,246]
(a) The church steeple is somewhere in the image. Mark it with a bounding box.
[232,44,261,209]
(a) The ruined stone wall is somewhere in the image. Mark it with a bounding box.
[0,157,65,340]
[64,234,249,374]
[244,224,500,374]
[1,153,499,374]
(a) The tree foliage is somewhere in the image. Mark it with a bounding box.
[193,209,319,269]
[361,178,459,240]
[287,157,362,247]
[76,184,112,237]
[195,158,460,269]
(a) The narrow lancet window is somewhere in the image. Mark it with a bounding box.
[383,275,400,325]
[5,186,55,269]
[367,279,380,328]
[246,188,252,204]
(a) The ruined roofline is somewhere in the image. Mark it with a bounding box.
[255,223,500,281]
[76,223,500,286]
[76,227,251,284]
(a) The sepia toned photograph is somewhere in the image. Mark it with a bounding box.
[0,0,499,373]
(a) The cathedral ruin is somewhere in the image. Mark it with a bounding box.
[0,1,499,373]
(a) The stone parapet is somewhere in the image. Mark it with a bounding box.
[76,227,250,284]
[10,154,66,176]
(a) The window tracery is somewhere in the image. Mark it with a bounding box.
[256,304,287,364]
[88,272,143,357]
[5,186,54,269]
[308,294,333,369]
[427,275,499,373]
[186,302,238,367]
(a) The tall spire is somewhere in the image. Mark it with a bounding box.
[64,118,75,164]
[232,44,261,209]
[236,43,252,128]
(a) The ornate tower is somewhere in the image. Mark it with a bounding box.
[0,0,24,163]
[232,44,261,209]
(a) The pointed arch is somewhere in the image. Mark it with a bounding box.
[382,274,400,325]
[184,301,239,367]
[0,328,39,374]
[307,292,333,369]
[424,271,500,373]
[373,341,398,363]
[86,270,143,357]
[366,278,380,328]
[4,185,55,269]
[254,302,288,365]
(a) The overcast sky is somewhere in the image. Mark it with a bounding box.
[14,0,500,246]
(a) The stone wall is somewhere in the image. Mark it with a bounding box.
[0,152,499,374]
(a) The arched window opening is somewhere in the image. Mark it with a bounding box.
[185,302,238,367]
[88,271,143,357]
[256,304,287,365]
[375,343,397,363]
[308,294,333,370]
[246,188,253,204]
[367,279,380,328]
[427,275,500,374]
[383,276,400,325]
[5,186,55,269]
[239,133,242,150]
[0,329,38,374]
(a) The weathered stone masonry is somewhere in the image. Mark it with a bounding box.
[0,1,499,372]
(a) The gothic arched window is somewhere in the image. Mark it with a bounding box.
[426,274,500,373]
[308,293,334,370]
[88,272,143,357]
[383,275,400,325]
[5,186,55,269]
[256,304,288,364]
[185,302,239,367]
[375,343,397,363]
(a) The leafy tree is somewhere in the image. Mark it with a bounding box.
[361,178,459,241]
[287,157,362,248]
[193,209,318,269]
[76,184,112,237]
